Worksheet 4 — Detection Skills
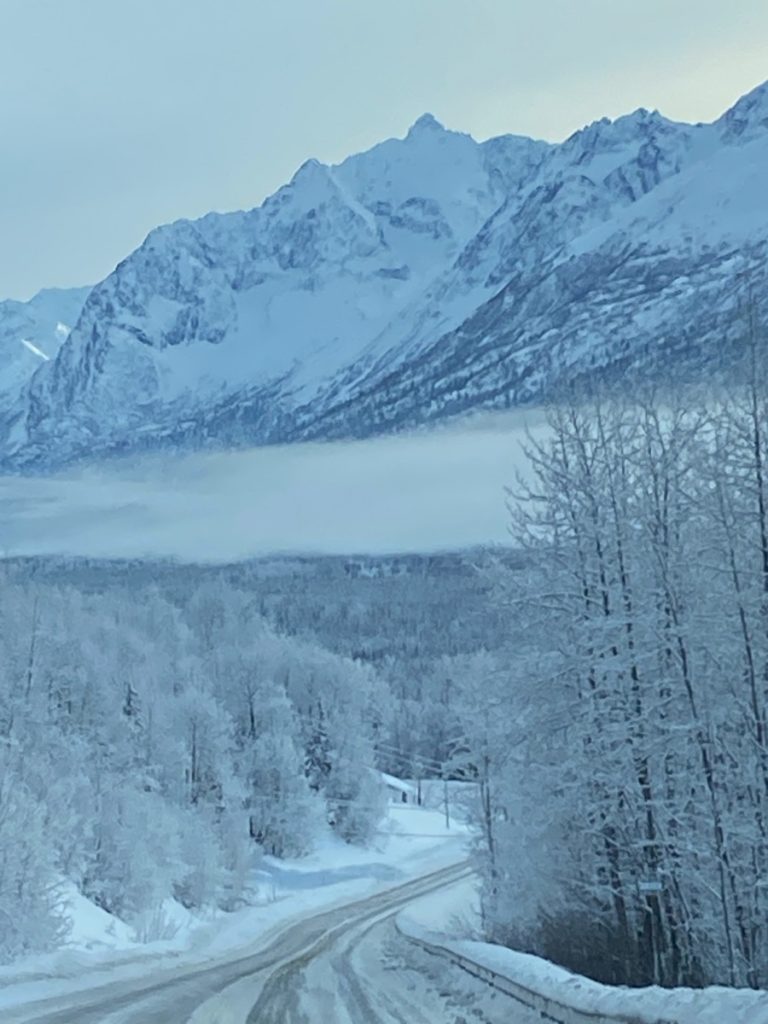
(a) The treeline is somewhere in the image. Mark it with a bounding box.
[0,579,383,961]
[474,361,768,987]
[12,551,512,780]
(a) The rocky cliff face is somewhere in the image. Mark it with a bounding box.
[3,83,767,468]
[0,287,90,412]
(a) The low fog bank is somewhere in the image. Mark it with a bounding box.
[0,410,545,562]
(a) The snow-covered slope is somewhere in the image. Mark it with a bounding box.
[3,83,767,467]
[302,103,768,440]
[0,287,90,413]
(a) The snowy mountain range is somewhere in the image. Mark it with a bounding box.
[2,81,767,468]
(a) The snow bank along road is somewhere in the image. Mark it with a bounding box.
[3,861,525,1024]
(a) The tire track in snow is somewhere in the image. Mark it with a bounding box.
[5,862,470,1024]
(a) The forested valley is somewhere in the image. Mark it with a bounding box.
[3,359,768,993]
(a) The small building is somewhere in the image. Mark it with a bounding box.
[380,772,418,804]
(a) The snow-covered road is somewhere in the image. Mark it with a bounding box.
[2,861,532,1024]
[247,897,537,1024]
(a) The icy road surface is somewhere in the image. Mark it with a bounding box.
[1,861,535,1024]
[246,897,537,1024]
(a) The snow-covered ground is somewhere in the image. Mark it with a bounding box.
[0,408,545,561]
[399,881,768,1024]
[0,802,468,1014]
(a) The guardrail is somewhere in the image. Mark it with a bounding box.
[395,921,677,1024]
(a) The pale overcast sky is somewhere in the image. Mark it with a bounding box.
[1,0,767,300]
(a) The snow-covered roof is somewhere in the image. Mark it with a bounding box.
[380,772,417,795]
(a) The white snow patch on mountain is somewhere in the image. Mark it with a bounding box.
[21,339,50,361]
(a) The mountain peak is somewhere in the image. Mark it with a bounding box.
[563,105,681,158]
[622,107,664,124]
[291,157,331,184]
[718,79,768,142]
[281,157,344,207]
[612,106,679,137]
[406,113,446,138]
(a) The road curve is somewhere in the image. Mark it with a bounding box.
[243,867,540,1024]
[4,862,472,1024]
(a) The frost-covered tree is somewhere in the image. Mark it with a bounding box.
[0,745,65,959]
[469,373,768,989]
[242,690,318,856]
[0,569,386,962]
